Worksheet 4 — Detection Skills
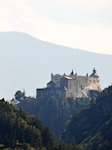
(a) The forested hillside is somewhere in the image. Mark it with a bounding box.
[62,86,112,150]
[17,92,91,140]
[0,99,76,150]
[10,85,112,150]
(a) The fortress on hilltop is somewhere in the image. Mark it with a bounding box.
[36,68,101,99]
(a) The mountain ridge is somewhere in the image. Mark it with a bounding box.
[0,31,112,99]
[1,31,112,56]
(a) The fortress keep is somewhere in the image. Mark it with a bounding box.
[36,68,101,99]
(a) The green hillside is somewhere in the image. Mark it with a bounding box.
[17,92,91,139]
[62,86,112,150]
[0,99,76,150]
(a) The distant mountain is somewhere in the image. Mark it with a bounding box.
[62,86,112,150]
[0,32,112,99]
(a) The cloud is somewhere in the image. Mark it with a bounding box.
[26,0,112,26]
[0,0,112,54]
[30,0,112,10]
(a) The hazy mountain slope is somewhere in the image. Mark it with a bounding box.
[0,32,112,99]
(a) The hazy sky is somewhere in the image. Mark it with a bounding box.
[1,0,112,54]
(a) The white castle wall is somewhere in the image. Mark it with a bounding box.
[49,70,101,98]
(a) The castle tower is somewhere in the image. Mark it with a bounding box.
[90,68,98,77]
[70,70,74,75]
[85,68,101,92]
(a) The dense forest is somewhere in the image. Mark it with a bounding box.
[11,85,112,150]
[62,86,112,150]
[17,92,91,139]
[0,100,77,150]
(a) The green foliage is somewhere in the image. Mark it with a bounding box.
[101,85,112,96]
[14,90,25,100]
[18,92,90,139]
[42,127,58,150]
[9,85,112,149]
[0,100,77,150]
[0,100,58,149]
[62,86,112,149]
